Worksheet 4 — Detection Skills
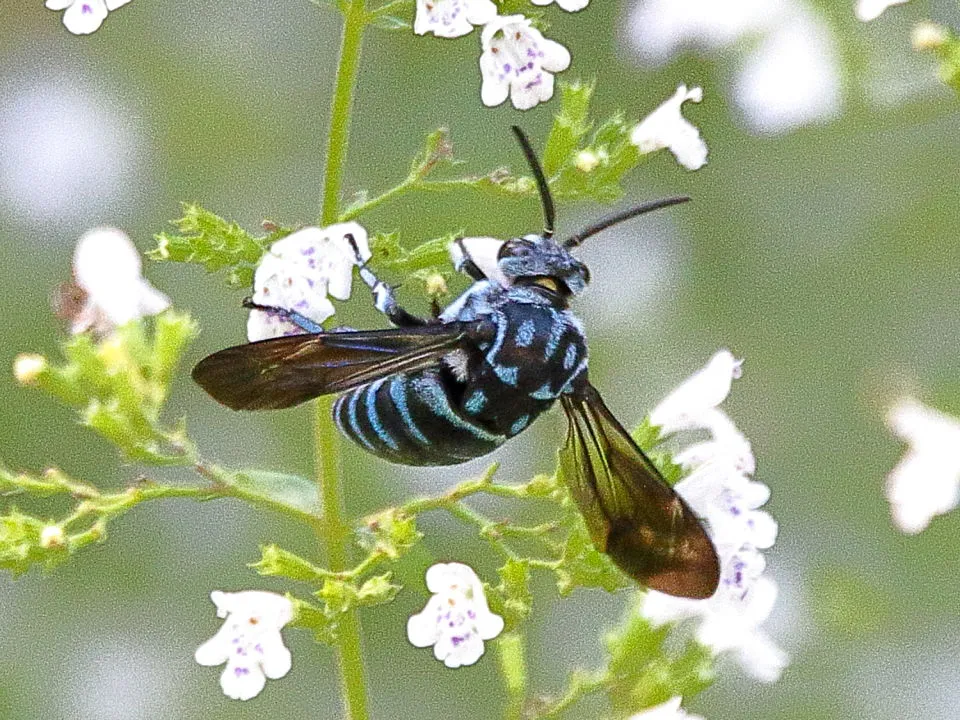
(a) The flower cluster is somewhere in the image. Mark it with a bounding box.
[406,562,505,668]
[885,398,960,534]
[195,590,295,701]
[642,350,787,683]
[246,223,371,342]
[415,0,584,110]
[45,0,131,35]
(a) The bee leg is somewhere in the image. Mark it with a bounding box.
[344,236,428,328]
[241,298,326,334]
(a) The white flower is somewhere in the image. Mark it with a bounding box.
[627,0,784,64]
[479,15,571,111]
[733,15,841,135]
[625,0,841,135]
[45,0,132,35]
[70,227,170,335]
[642,350,787,682]
[247,222,371,342]
[531,0,590,12]
[414,0,497,38]
[885,398,960,534]
[630,85,708,170]
[195,590,294,701]
[856,0,910,22]
[649,349,742,435]
[407,562,504,668]
[629,696,704,720]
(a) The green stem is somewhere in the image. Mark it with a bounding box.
[316,0,371,713]
[498,633,528,720]
[315,395,369,720]
[321,0,369,226]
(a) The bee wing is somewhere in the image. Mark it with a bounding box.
[558,383,720,599]
[193,321,491,411]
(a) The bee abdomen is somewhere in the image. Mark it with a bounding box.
[333,370,505,466]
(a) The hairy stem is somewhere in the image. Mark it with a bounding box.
[316,3,370,710]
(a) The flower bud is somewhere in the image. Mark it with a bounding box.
[13,354,47,385]
[912,22,949,51]
[39,525,66,550]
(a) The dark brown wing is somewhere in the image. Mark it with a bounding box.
[558,383,720,599]
[192,321,491,411]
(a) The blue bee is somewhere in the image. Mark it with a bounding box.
[193,128,720,599]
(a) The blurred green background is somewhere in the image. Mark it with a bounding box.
[2,0,960,718]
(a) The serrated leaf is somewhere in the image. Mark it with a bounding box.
[555,524,629,596]
[544,81,595,176]
[150,204,289,288]
[230,470,320,517]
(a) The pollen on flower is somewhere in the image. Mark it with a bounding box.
[407,562,504,668]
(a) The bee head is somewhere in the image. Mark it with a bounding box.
[497,234,589,295]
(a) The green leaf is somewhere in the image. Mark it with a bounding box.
[494,558,532,628]
[0,510,69,577]
[252,544,331,585]
[289,596,338,644]
[369,232,457,279]
[555,523,630,596]
[356,572,401,606]
[150,203,289,288]
[605,601,715,715]
[230,470,321,517]
[543,80,594,176]
[370,13,411,30]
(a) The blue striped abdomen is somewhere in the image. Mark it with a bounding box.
[333,370,506,466]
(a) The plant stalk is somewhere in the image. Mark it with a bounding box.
[317,0,370,716]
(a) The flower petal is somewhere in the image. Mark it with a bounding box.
[61,0,109,34]
[220,662,267,701]
[631,84,708,170]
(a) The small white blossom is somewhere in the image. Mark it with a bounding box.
[630,85,708,170]
[195,590,294,701]
[70,227,170,335]
[856,0,910,22]
[45,0,132,35]
[912,22,948,51]
[407,562,504,668]
[247,223,371,342]
[649,349,742,436]
[629,696,704,720]
[626,0,841,135]
[39,525,66,549]
[531,0,590,12]
[733,16,841,134]
[414,0,497,38]
[13,354,47,385]
[885,398,960,534]
[642,350,787,682]
[479,15,571,111]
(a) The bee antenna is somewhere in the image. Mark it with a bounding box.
[562,196,691,249]
[511,126,555,239]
